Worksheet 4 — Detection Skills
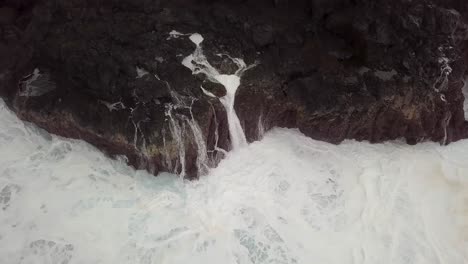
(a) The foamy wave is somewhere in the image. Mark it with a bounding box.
[0,99,467,264]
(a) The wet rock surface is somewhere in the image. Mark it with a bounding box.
[1,0,467,177]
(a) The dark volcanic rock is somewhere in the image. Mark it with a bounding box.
[1,0,467,178]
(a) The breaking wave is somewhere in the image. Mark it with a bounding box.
[0,99,467,264]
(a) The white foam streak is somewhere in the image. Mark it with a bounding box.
[463,77,468,120]
[18,68,56,97]
[162,88,210,177]
[165,104,186,177]
[180,33,248,150]
[216,74,247,149]
[187,99,209,175]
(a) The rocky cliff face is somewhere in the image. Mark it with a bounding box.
[1,0,468,178]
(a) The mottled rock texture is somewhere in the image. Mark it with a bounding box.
[1,0,467,178]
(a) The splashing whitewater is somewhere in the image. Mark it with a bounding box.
[0,98,467,263]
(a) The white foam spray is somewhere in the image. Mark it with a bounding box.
[0,98,467,263]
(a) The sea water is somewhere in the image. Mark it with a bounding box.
[0,99,467,264]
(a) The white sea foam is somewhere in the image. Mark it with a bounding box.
[189,33,204,46]
[0,98,467,264]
